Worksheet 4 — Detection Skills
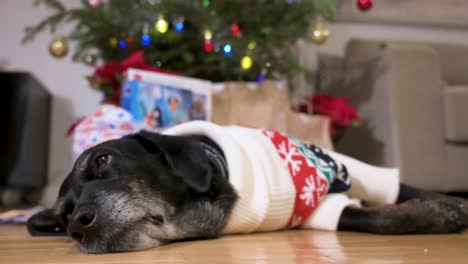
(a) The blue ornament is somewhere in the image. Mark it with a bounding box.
[118,39,127,49]
[174,21,184,32]
[223,44,232,55]
[141,34,151,46]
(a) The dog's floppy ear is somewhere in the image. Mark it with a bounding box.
[27,175,74,237]
[133,130,213,193]
[27,208,67,236]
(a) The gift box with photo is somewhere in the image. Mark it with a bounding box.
[122,69,212,129]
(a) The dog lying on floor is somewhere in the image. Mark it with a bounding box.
[27,121,468,253]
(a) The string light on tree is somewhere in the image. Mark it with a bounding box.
[155,16,169,33]
[204,29,213,53]
[173,17,185,32]
[357,0,373,11]
[223,44,232,55]
[241,55,253,70]
[256,68,268,83]
[126,36,134,46]
[202,0,210,8]
[109,37,118,48]
[232,24,241,37]
[256,74,266,83]
[141,34,151,46]
[204,40,213,52]
[48,36,69,58]
[310,21,329,45]
[118,39,127,49]
[248,41,256,50]
[88,0,100,8]
[204,29,213,40]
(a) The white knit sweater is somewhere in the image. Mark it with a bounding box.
[164,121,400,233]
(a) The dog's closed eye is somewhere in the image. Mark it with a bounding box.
[145,214,164,225]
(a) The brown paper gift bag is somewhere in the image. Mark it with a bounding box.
[212,81,333,150]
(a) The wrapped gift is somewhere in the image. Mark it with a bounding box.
[212,81,333,150]
[73,105,136,155]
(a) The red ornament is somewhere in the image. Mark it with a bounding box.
[204,40,213,52]
[357,0,373,11]
[231,24,241,37]
[126,36,134,45]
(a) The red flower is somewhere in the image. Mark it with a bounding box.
[312,94,360,125]
[296,94,361,138]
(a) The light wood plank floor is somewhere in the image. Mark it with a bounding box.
[0,225,467,263]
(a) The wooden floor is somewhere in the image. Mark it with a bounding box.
[0,225,467,263]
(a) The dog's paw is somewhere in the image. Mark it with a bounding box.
[401,198,468,234]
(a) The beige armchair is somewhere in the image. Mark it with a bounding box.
[329,38,468,191]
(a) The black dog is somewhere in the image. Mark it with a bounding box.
[27,131,468,253]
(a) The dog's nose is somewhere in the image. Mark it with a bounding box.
[68,206,97,243]
[75,208,96,227]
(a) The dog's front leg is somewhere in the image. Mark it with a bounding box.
[337,196,468,234]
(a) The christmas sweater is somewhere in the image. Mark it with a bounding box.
[165,121,400,233]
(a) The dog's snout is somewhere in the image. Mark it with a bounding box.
[68,205,97,243]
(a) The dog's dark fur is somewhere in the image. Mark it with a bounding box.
[28,131,468,253]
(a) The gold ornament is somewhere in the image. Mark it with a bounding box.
[48,36,69,58]
[83,53,98,66]
[310,22,329,45]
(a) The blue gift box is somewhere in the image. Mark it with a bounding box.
[122,80,209,129]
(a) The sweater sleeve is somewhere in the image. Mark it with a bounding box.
[327,151,400,206]
[301,193,360,231]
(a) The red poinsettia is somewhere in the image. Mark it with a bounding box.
[88,50,178,105]
[296,94,361,141]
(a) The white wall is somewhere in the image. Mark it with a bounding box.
[1,1,468,206]
[1,0,101,206]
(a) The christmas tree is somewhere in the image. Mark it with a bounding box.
[23,0,340,94]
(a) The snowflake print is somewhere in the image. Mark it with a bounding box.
[299,176,316,207]
[316,180,328,195]
[278,141,303,176]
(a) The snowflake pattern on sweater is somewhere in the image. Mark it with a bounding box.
[261,129,351,228]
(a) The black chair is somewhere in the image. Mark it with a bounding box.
[0,72,51,207]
